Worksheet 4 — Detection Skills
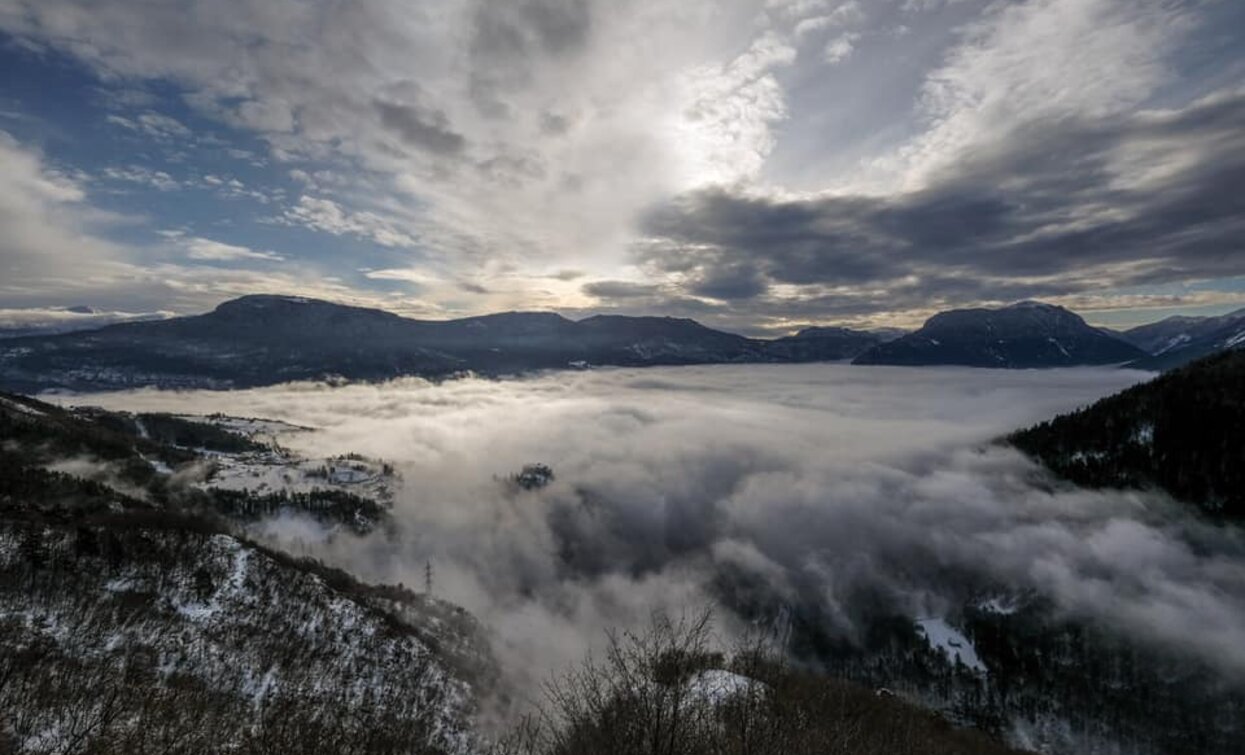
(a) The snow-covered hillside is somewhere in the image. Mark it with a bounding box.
[0,524,486,754]
[1121,307,1245,370]
[0,391,493,754]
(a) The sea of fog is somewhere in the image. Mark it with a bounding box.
[60,364,1245,701]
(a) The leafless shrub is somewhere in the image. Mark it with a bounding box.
[494,611,1028,755]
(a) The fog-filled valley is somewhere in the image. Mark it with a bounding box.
[46,363,1245,752]
[5,0,1245,751]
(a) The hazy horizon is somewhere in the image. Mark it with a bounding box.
[5,291,1243,341]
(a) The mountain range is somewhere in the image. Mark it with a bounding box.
[1115,307,1245,371]
[852,301,1145,368]
[1,295,1242,392]
[0,295,892,392]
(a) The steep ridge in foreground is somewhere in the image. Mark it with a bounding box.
[0,390,488,754]
[1008,349,1245,520]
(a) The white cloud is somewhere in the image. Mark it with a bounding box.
[0,0,799,276]
[102,165,180,191]
[0,132,387,313]
[199,174,274,203]
[232,98,295,133]
[792,1,863,37]
[886,0,1194,190]
[182,237,285,262]
[104,114,138,130]
[136,111,192,138]
[0,131,132,298]
[363,267,441,285]
[823,31,860,64]
[106,110,192,139]
[676,30,797,184]
[281,195,419,249]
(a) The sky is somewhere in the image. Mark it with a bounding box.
[1,0,1243,334]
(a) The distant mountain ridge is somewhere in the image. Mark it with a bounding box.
[760,325,889,362]
[853,301,1144,368]
[1118,307,1245,371]
[5,295,1238,392]
[0,307,171,339]
[0,295,889,392]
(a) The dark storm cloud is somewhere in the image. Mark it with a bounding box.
[639,90,1245,312]
[516,0,592,55]
[687,262,769,300]
[375,100,466,155]
[468,0,593,118]
[581,280,661,299]
[472,0,591,61]
[575,281,1071,337]
[539,111,571,136]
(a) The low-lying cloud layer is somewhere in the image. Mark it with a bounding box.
[70,365,1245,699]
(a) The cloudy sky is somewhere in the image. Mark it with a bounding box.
[1,0,1242,333]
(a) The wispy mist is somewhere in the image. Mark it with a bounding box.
[63,364,1245,701]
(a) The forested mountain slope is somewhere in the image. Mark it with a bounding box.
[1008,350,1245,520]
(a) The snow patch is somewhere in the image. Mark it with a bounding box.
[978,597,1018,615]
[141,453,174,475]
[175,537,250,622]
[176,414,311,441]
[0,395,45,417]
[686,670,760,704]
[1070,449,1107,463]
[1154,333,1191,355]
[916,618,987,674]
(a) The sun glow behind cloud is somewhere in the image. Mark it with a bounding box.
[0,0,1243,330]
